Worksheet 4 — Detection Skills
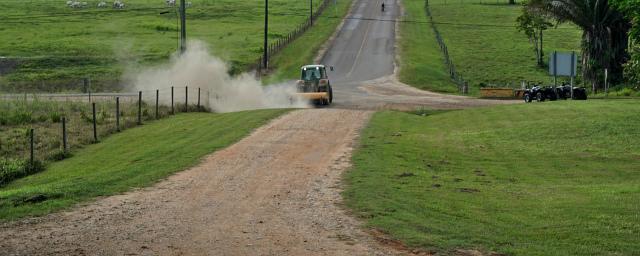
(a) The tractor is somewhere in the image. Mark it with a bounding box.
[296,65,333,105]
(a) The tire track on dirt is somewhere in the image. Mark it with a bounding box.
[0,109,403,256]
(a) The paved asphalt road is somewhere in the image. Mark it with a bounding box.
[321,0,400,108]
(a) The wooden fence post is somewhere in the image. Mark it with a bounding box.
[92,102,98,142]
[156,89,160,119]
[62,117,67,153]
[137,91,142,125]
[171,86,175,114]
[197,87,201,110]
[116,97,120,132]
[185,86,189,112]
[29,128,34,166]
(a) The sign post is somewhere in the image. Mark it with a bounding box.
[549,51,578,99]
[605,68,609,97]
[570,51,575,99]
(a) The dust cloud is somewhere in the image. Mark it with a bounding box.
[127,41,308,112]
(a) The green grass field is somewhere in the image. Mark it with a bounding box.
[344,101,639,255]
[0,109,288,221]
[399,0,458,93]
[0,0,345,92]
[399,0,582,94]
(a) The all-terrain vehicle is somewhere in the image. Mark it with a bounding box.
[296,65,333,105]
[523,85,556,102]
[556,83,588,100]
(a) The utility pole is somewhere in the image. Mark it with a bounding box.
[180,0,187,54]
[263,0,268,69]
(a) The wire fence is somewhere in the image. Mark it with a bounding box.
[0,86,211,171]
[255,0,333,72]
[425,0,468,93]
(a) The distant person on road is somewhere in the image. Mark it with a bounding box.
[381,2,385,12]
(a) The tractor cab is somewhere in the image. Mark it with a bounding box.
[301,65,327,82]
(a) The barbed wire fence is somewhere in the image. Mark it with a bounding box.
[0,86,210,175]
[425,0,469,94]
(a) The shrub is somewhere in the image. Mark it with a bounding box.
[47,150,71,161]
[0,159,45,187]
[36,114,48,123]
[50,111,62,123]
[619,87,634,96]
[9,110,33,125]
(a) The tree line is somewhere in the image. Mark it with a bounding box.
[516,0,639,91]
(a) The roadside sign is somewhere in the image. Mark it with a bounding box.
[549,51,578,77]
[549,51,578,98]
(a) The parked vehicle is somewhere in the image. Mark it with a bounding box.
[524,83,588,102]
[556,83,588,100]
[523,85,556,102]
[572,87,588,100]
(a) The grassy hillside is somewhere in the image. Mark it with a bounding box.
[345,101,640,255]
[0,109,288,221]
[399,0,582,94]
[0,0,336,92]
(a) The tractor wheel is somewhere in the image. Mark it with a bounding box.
[328,86,333,104]
[524,94,531,103]
[536,92,544,102]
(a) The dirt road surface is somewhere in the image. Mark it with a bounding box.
[2,110,406,255]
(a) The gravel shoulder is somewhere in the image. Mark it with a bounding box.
[0,109,404,256]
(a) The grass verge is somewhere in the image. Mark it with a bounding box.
[0,109,288,221]
[398,0,457,93]
[344,101,639,255]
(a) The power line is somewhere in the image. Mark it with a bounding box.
[0,6,579,31]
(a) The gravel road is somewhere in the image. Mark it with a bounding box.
[1,109,407,256]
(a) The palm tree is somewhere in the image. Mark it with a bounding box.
[529,0,631,90]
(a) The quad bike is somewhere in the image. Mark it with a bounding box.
[523,85,556,102]
[556,83,588,100]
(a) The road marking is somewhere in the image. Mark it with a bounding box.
[346,16,373,78]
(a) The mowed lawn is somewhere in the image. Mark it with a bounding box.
[0,0,339,91]
[0,109,288,221]
[399,0,582,94]
[344,101,639,255]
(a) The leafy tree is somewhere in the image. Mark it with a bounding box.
[517,4,553,67]
[623,46,640,87]
[612,0,639,86]
[529,0,631,90]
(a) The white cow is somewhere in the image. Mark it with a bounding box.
[113,1,125,9]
